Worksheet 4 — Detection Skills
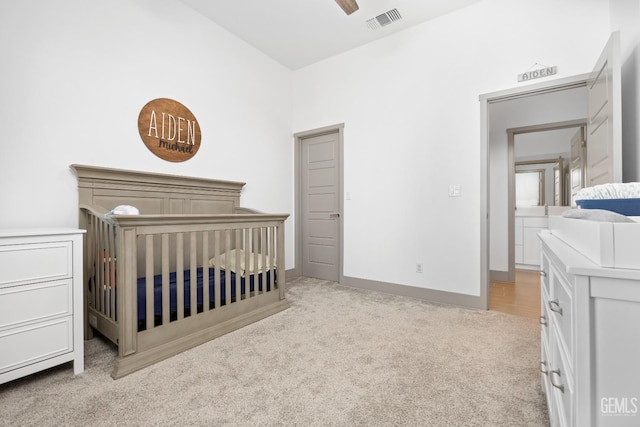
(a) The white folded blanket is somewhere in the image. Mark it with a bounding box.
[575,183,640,200]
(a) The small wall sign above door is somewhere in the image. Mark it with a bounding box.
[138,98,201,162]
[518,65,557,83]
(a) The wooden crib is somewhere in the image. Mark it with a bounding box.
[71,165,289,379]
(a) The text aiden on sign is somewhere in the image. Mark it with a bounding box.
[147,110,197,146]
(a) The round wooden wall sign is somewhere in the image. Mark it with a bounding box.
[138,98,201,162]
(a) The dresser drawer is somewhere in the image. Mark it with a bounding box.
[0,317,73,374]
[0,280,72,330]
[540,254,550,295]
[549,263,573,368]
[540,285,550,344]
[0,241,73,287]
[541,335,563,427]
[550,329,574,427]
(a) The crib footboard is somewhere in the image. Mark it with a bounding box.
[82,209,289,379]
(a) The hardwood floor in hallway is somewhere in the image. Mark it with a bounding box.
[490,269,540,319]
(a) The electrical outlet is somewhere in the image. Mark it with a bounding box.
[416,262,423,274]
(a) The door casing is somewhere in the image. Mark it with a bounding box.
[294,123,344,282]
[480,73,590,309]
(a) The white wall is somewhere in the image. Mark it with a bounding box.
[0,1,295,267]
[293,0,612,296]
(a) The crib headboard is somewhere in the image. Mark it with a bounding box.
[70,164,245,215]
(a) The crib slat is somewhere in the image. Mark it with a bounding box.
[202,231,210,312]
[258,226,263,291]
[107,223,116,320]
[235,229,241,302]
[261,227,268,293]
[213,230,221,309]
[244,228,251,300]
[145,235,154,331]
[189,232,197,316]
[162,234,170,325]
[224,230,231,306]
[252,227,259,296]
[176,233,184,321]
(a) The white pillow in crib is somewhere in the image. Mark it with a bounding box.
[208,249,273,276]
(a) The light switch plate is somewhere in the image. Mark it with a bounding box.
[449,184,462,197]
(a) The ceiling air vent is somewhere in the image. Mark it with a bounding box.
[366,8,402,30]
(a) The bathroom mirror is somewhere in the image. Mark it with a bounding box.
[513,126,581,208]
[515,157,567,207]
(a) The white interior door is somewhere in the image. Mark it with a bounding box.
[587,32,622,185]
[301,132,340,282]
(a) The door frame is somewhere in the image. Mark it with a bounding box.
[293,123,344,281]
[506,119,587,281]
[480,73,590,309]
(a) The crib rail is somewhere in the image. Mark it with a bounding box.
[82,205,118,342]
[82,208,288,365]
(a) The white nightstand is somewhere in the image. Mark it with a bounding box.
[0,228,85,384]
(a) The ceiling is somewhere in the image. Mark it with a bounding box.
[179,0,482,70]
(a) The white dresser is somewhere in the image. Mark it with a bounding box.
[516,215,549,268]
[0,228,85,384]
[539,231,640,427]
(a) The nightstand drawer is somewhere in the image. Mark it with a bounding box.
[0,242,73,287]
[0,317,73,374]
[0,280,72,330]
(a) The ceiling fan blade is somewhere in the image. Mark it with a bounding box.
[335,0,359,15]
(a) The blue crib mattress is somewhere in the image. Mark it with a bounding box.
[136,267,274,329]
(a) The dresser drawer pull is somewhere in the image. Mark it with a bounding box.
[540,361,549,375]
[550,369,565,393]
[539,315,547,326]
[539,271,547,278]
[549,299,563,316]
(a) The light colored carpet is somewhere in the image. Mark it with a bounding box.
[0,277,549,426]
